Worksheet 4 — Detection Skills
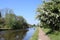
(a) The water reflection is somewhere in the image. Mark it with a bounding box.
[0,30,28,40]
[0,28,36,40]
[23,28,36,40]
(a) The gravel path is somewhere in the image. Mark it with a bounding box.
[38,27,50,40]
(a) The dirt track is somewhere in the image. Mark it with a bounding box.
[38,27,50,40]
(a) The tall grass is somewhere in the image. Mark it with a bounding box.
[43,28,60,40]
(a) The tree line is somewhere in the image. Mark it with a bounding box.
[0,9,28,29]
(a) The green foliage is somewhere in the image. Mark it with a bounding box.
[0,9,28,29]
[43,28,60,40]
[12,16,28,29]
[5,13,16,28]
[36,0,60,31]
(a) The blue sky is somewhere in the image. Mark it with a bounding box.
[0,0,43,24]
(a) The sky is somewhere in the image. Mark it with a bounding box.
[0,0,43,25]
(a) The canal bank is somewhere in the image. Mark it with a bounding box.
[30,27,39,40]
[23,27,36,40]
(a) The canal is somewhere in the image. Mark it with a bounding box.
[0,27,36,40]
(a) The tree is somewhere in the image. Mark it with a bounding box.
[13,16,28,29]
[36,0,60,31]
[0,12,2,18]
[5,12,16,29]
[0,10,5,28]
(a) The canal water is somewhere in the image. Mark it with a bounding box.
[0,28,36,40]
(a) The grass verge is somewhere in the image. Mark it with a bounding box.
[30,27,39,40]
[42,28,60,40]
